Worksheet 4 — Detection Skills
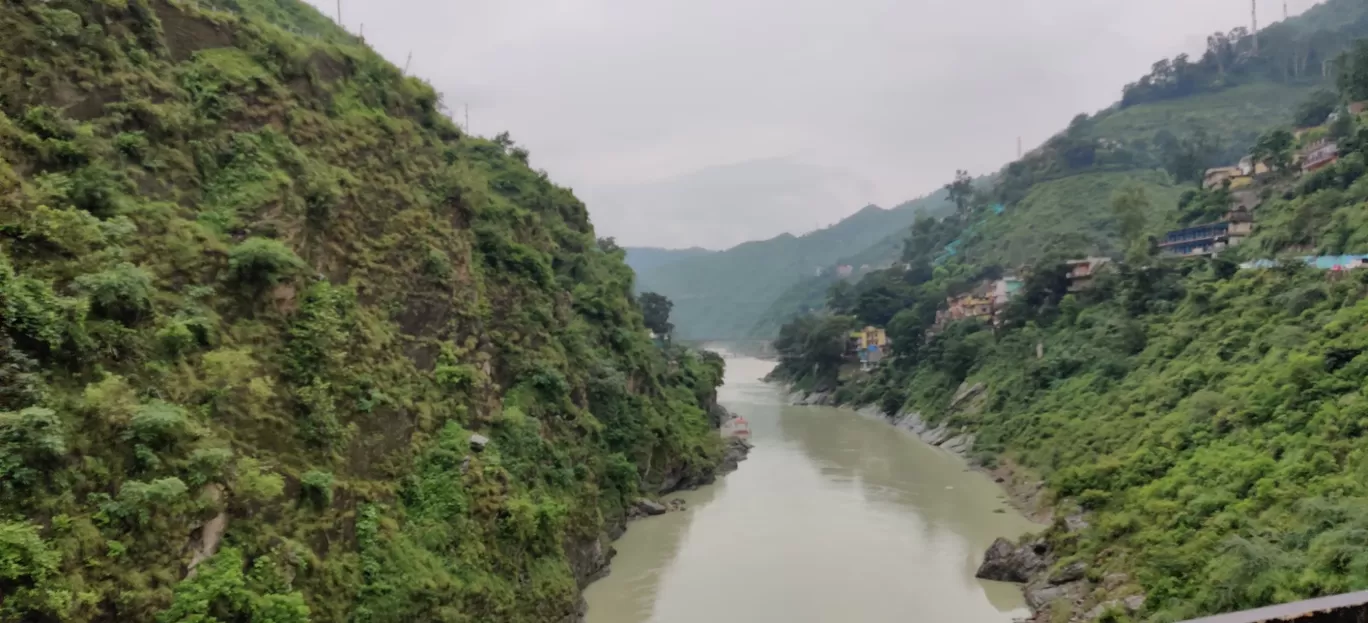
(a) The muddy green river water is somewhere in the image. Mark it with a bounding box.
[583,354,1038,623]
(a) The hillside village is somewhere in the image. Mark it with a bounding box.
[840,95,1368,374]
[770,14,1368,620]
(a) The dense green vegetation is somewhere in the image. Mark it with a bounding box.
[0,1,727,622]
[771,23,1368,622]
[1120,0,1368,107]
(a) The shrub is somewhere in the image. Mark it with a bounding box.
[299,470,333,508]
[125,400,192,447]
[114,131,149,161]
[233,458,284,504]
[0,407,66,492]
[74,263,154,324]
[227,237,306,287]
[0,521,65,618]
[187,447,233,487]
[158,547,310,623]
[100,477,189,526]
[67,164,123,217]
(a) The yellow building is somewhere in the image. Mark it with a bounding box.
[850,326,888,350]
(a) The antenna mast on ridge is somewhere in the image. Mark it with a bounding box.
[1252,0,1259,53]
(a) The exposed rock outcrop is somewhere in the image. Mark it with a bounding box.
[718,437,753,476]
[633,498,668,516]
[1049,561,1087,585]
[975,537,1050,583]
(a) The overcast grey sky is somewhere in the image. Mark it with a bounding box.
[308,0,1322,249]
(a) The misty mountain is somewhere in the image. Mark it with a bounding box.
[584,157,878,250]
[632,191,956,340]
[623,247,715,275]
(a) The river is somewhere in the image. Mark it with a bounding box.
[583,354,1038,623]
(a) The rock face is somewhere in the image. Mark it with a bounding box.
[718,437,753,475]
[633,499,668,516]
[792,390,834,406]
[975,537,1050,583]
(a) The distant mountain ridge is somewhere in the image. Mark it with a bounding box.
[623,247,715,275]
[632,190,955,340]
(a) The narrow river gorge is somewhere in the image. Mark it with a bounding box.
[584,354,1039,622]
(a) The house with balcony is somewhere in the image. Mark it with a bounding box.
[1301,138,1340,173]
[1159,208,1253,258]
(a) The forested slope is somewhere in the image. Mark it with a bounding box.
[0,1,727,622]
[770,1,1368,620]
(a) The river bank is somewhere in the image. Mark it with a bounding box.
[790,387,1147,623]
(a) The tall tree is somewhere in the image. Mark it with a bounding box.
[1252,128,1295,174]
[944,170,974,221]
[638,292,674,337]
[1111,184,1152,262]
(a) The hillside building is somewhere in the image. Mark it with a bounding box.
[849,326,890,371]
[1065,257,1111,291]
[1301,138,1340,173]
[1159,207,1254,258]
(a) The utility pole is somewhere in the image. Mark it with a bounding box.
[1252,0,1259,54]
[336,0,342,26]
[403,51,412,75]
[1284,1,1289,20]
[464,103,470,132]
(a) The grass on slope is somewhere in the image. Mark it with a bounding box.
[1091,82,1318,161]
[964,170,1186,267]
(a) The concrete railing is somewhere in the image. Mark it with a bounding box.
[1180,591,1368,622]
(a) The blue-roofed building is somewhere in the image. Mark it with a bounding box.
[1159,208,1254,258]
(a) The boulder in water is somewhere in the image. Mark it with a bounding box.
[975,537,1049,583]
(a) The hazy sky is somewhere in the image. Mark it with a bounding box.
[308,0,1322,249]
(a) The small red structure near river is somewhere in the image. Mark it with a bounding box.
[722,416,751,439]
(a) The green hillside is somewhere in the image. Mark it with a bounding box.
[771,1,1368,620]
[749,83,1312,339]
[0,2,728,622]
[633,191,954,340]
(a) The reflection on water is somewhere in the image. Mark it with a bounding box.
[583,354,1037,623]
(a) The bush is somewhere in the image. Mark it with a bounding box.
[159,547,310,623]
[233,457,284,504]
[227,237,306,287]
[0,521,65,619]
[0,407,66,492]
[187,447,233,487]
[74,263,153,324]
[125,400,192,447]
[299,470,333,508]
[100,477,189,526]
